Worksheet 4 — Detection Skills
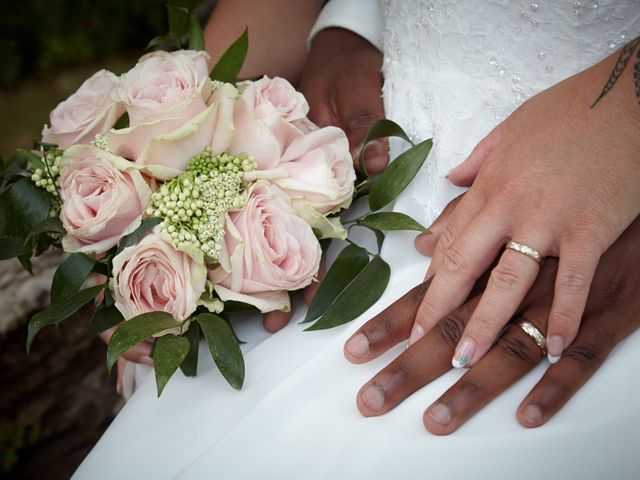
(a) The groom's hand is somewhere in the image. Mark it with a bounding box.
[299,28,388,173]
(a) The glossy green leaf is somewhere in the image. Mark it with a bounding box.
[196,313,244,390]
[27,284,105,352]
[373,229,385,253]
[306,256,390,331]
[25,218,65,242]
[106,312,177,372]
[86,306,123,337]
[359,212,427,232]
[369,139,433,211]
[147,35,177,50]
[167,4,190,42]
[17,255,33,275]
[188,13,205,51]
[210,28,249,83]
[115,217,162,255]
[358,119,414,175]
[180,321,200,377]
[16,148,44,170]
[152,335,190,396]
[0,237,31,260]
[0,178,51,239]
[301,244,370,324]
[50,253,95,303]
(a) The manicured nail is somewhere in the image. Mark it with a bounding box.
[140,356,154,366]
[428,403,452,425]
[408,324,426,345]
[361,384,385,412]
[547,335,564,364]
[345,333,370,358]
[452,337,476,368]
[522,404,543,425]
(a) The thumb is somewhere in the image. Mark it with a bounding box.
[447,120,508,186]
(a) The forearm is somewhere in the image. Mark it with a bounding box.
[204,0,324,84]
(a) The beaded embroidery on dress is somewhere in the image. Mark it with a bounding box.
[380,0,640,226]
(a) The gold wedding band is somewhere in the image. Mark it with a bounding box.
[506,240,543,264]
[516,320,547,356]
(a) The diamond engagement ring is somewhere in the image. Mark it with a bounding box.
[516,320,547,355]
[505,240,543,264]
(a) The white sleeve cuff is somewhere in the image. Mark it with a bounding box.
[308,0,383,51]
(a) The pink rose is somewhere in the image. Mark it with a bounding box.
[42,70,124,149]
[210,181,322,312]
[108,50,235,179]
[59,145,153,253]
[111,231,207,323]
[276,127,356,214]
[228,76,307,170]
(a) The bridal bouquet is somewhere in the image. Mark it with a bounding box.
[0,5,431,395]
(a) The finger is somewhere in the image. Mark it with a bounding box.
[122,342,153,366]
[423,188,486,279]
[517,309,630,428]
[303,259,326,305]
[545,239,601,363]
[356,296,481,416]
[451,235,550,368]
[410,210,509,345]
[116,358,127,396]
[263,310,292,333]
[447,120,508,187]
[414,193,466,257]
[344,280,431,364]
[424,307,548,435]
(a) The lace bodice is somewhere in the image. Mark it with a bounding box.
[380,0,640,225]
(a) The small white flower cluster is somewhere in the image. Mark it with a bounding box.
[30,147,64,217]
[90,133,109,150]
[146,148,256,259]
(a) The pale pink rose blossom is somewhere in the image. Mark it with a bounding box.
[111,231,207,323]
[107,50,235,180]
[210,181,322,313]
[42,70,124,149]
[59,145,153,254]
[276,126,356,214]
[228,76,307,170]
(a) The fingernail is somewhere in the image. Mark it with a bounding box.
[345,333,369,358]
[522,404,543,425]
[361,384,385,412]
[547,335,564,364]
[428,403,452,425]
[452,337,476,368]
[408,324,426,345]
[140,356,154,366]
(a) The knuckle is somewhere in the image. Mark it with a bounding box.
[438,226,458,251]
[456,377,486,400]
[409,281,429,307]
[416,300,440,325]
[441,244,467,275]
[497,333,540,365]
[549,308,579,328]
[489,262,522,292]
[557,268,591,295]
[377,313,396,338]
[563,342,604,369]
[543,373,572,397]
[433,313,466,348]
[346,110,376,133]
[390,362,415,387]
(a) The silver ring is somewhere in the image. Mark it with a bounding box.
[506,240,543,264]
[516,320,547,355]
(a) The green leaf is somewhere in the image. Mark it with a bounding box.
[106,312,177,372]
[50,253,95,303]
[221,300,260,313]
[1,150,29,188]
[306,256,390,331]
[113,112,129,130]
[210,28,249,83]
[17,255,33,275]
[196,313,244,390]
[188,13,205,51]
[167,5,190,44]
[0,237,31,260]
[369,139,433,211]
[0,178,51,239]
[180,321,200,377]
[152,335,190,396]
[359,212,427,232]
[146,35,177,50]
[301,244,369,324]
[373,229,385,253]
[27,284,105,352]
[115,217,162,255]
[25,218,65,242]
[358,119,414,176]
[16,148,44,170]
[86,306,124,337]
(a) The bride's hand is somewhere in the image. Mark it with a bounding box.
[407,40,640,367]
[299,28,388,173]
[344,216,640,433]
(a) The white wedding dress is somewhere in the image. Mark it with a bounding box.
[74,2,640,478]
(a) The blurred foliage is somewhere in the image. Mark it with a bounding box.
[0,0,170,87]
